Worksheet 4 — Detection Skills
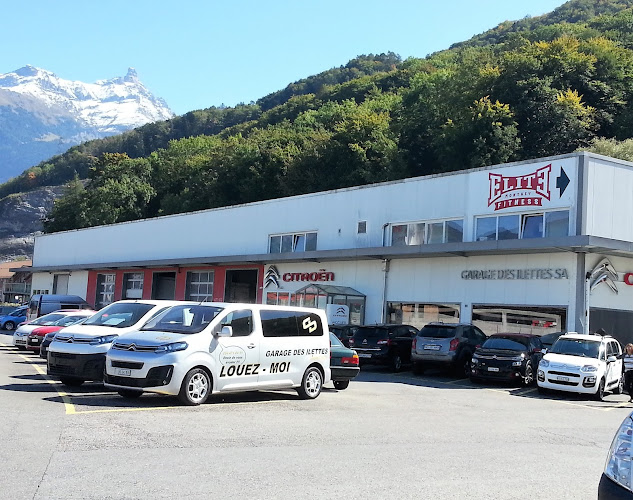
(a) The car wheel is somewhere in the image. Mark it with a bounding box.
[412,362,426,375]
[118,389,143,399]
[296,366,323,399]
[390,354,403,372]
[594,378,606,401]
[4,321,15,331]
[333,380,350,390]
[614,375,624,395]
[523,361,534,386]
[178,367,211,406]
[454,353,472,378]
[60,377,84,387]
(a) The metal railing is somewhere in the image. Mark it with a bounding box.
[2,282,31,295]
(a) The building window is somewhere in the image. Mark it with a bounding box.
[122,272,144,299]
[266,292,295,306]
[96,273,115,309]
[357,221,367,234]
[472,305,566,336]
[475,210,569,241]
[390,219,463,246]
[387,303,460,330]
[545,210,570,237]
[185,271,214,302]
[269,231,317,253]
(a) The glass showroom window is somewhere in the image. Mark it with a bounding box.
[122,272,144,299]
[387,302,460,330]
[390,219,463,246]
[475,217,497,241]
[185,271,214,302]
[269,232,317,253]
[521,214,543,239]
[96,273,115,309]
[266,292,295,306]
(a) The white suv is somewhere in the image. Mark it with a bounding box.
[537,332,623,400]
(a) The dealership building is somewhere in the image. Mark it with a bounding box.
[23,151,633,343]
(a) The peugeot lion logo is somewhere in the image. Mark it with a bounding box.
[264,265,281,288]
[588,258,618,294]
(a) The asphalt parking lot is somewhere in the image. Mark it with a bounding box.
[1,331,631,500]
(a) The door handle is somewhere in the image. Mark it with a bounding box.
[247,344,256,349]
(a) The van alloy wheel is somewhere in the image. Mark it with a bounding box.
[297,367,322,399]
[179,368,211,406]
[594,378,606,401]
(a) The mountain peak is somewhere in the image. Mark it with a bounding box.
[13,65,54,78]
[124,67,138,82]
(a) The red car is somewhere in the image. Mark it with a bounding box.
[27,310,95,353]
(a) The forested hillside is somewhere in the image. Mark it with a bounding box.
[9,0,633,233]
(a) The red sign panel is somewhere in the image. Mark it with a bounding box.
[488,164,551,211]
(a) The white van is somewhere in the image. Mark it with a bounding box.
[48,300,188,386]
[104,303,331,405]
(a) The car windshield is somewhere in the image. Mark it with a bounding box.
[330,332,344,347]
[550,338,600,358]
[353,327,390,339]
[482,336,528,351]
[55,315,89,327]
[83,303,155,328]
[141,305,224,334]
[418,325,456,338]
[30,313,67,325]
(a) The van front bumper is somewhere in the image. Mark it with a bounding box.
[47,352,106,381]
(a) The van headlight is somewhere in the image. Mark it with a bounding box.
[155,341,188,353]
[604,414,633,491]
[581,365,598,372]
[90,334,118,345]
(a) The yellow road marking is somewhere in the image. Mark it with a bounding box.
[17,353,77,414]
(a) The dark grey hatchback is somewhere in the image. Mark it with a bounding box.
[411,323,487,376]
[349,324,418,372]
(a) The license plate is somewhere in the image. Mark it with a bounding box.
[556,375,569,382]
[117,368,132,376]
[423,345,440,350]
[31,339,40,343]
[488,367,499,372]
[357,353,372,359]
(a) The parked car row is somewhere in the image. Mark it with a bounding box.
[333,320,628,403]
[9,299,361,406]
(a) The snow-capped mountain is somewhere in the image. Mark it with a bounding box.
[0,65,173,182]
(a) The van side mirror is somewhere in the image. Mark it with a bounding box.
[607,355,617,364]
[217,326,233,337]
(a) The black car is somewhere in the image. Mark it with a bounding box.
[330,324,359,347]
[349,324,418,372]
[39,331,57,359]
[539,331,565,350]
[470,333,544,385]
[329,332,360,389]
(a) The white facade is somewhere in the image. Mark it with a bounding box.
[27,152,633,344]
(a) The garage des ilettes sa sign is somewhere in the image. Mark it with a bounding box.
[461,268,569,280]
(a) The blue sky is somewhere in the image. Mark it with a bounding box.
[2,0,567,115]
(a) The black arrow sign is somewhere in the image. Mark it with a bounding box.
[556,167,570,197]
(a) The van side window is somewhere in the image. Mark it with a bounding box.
[260,310,323,337]
[221,310,253,337]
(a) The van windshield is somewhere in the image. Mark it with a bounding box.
[141,305,224,334]
[83,303,155,328]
